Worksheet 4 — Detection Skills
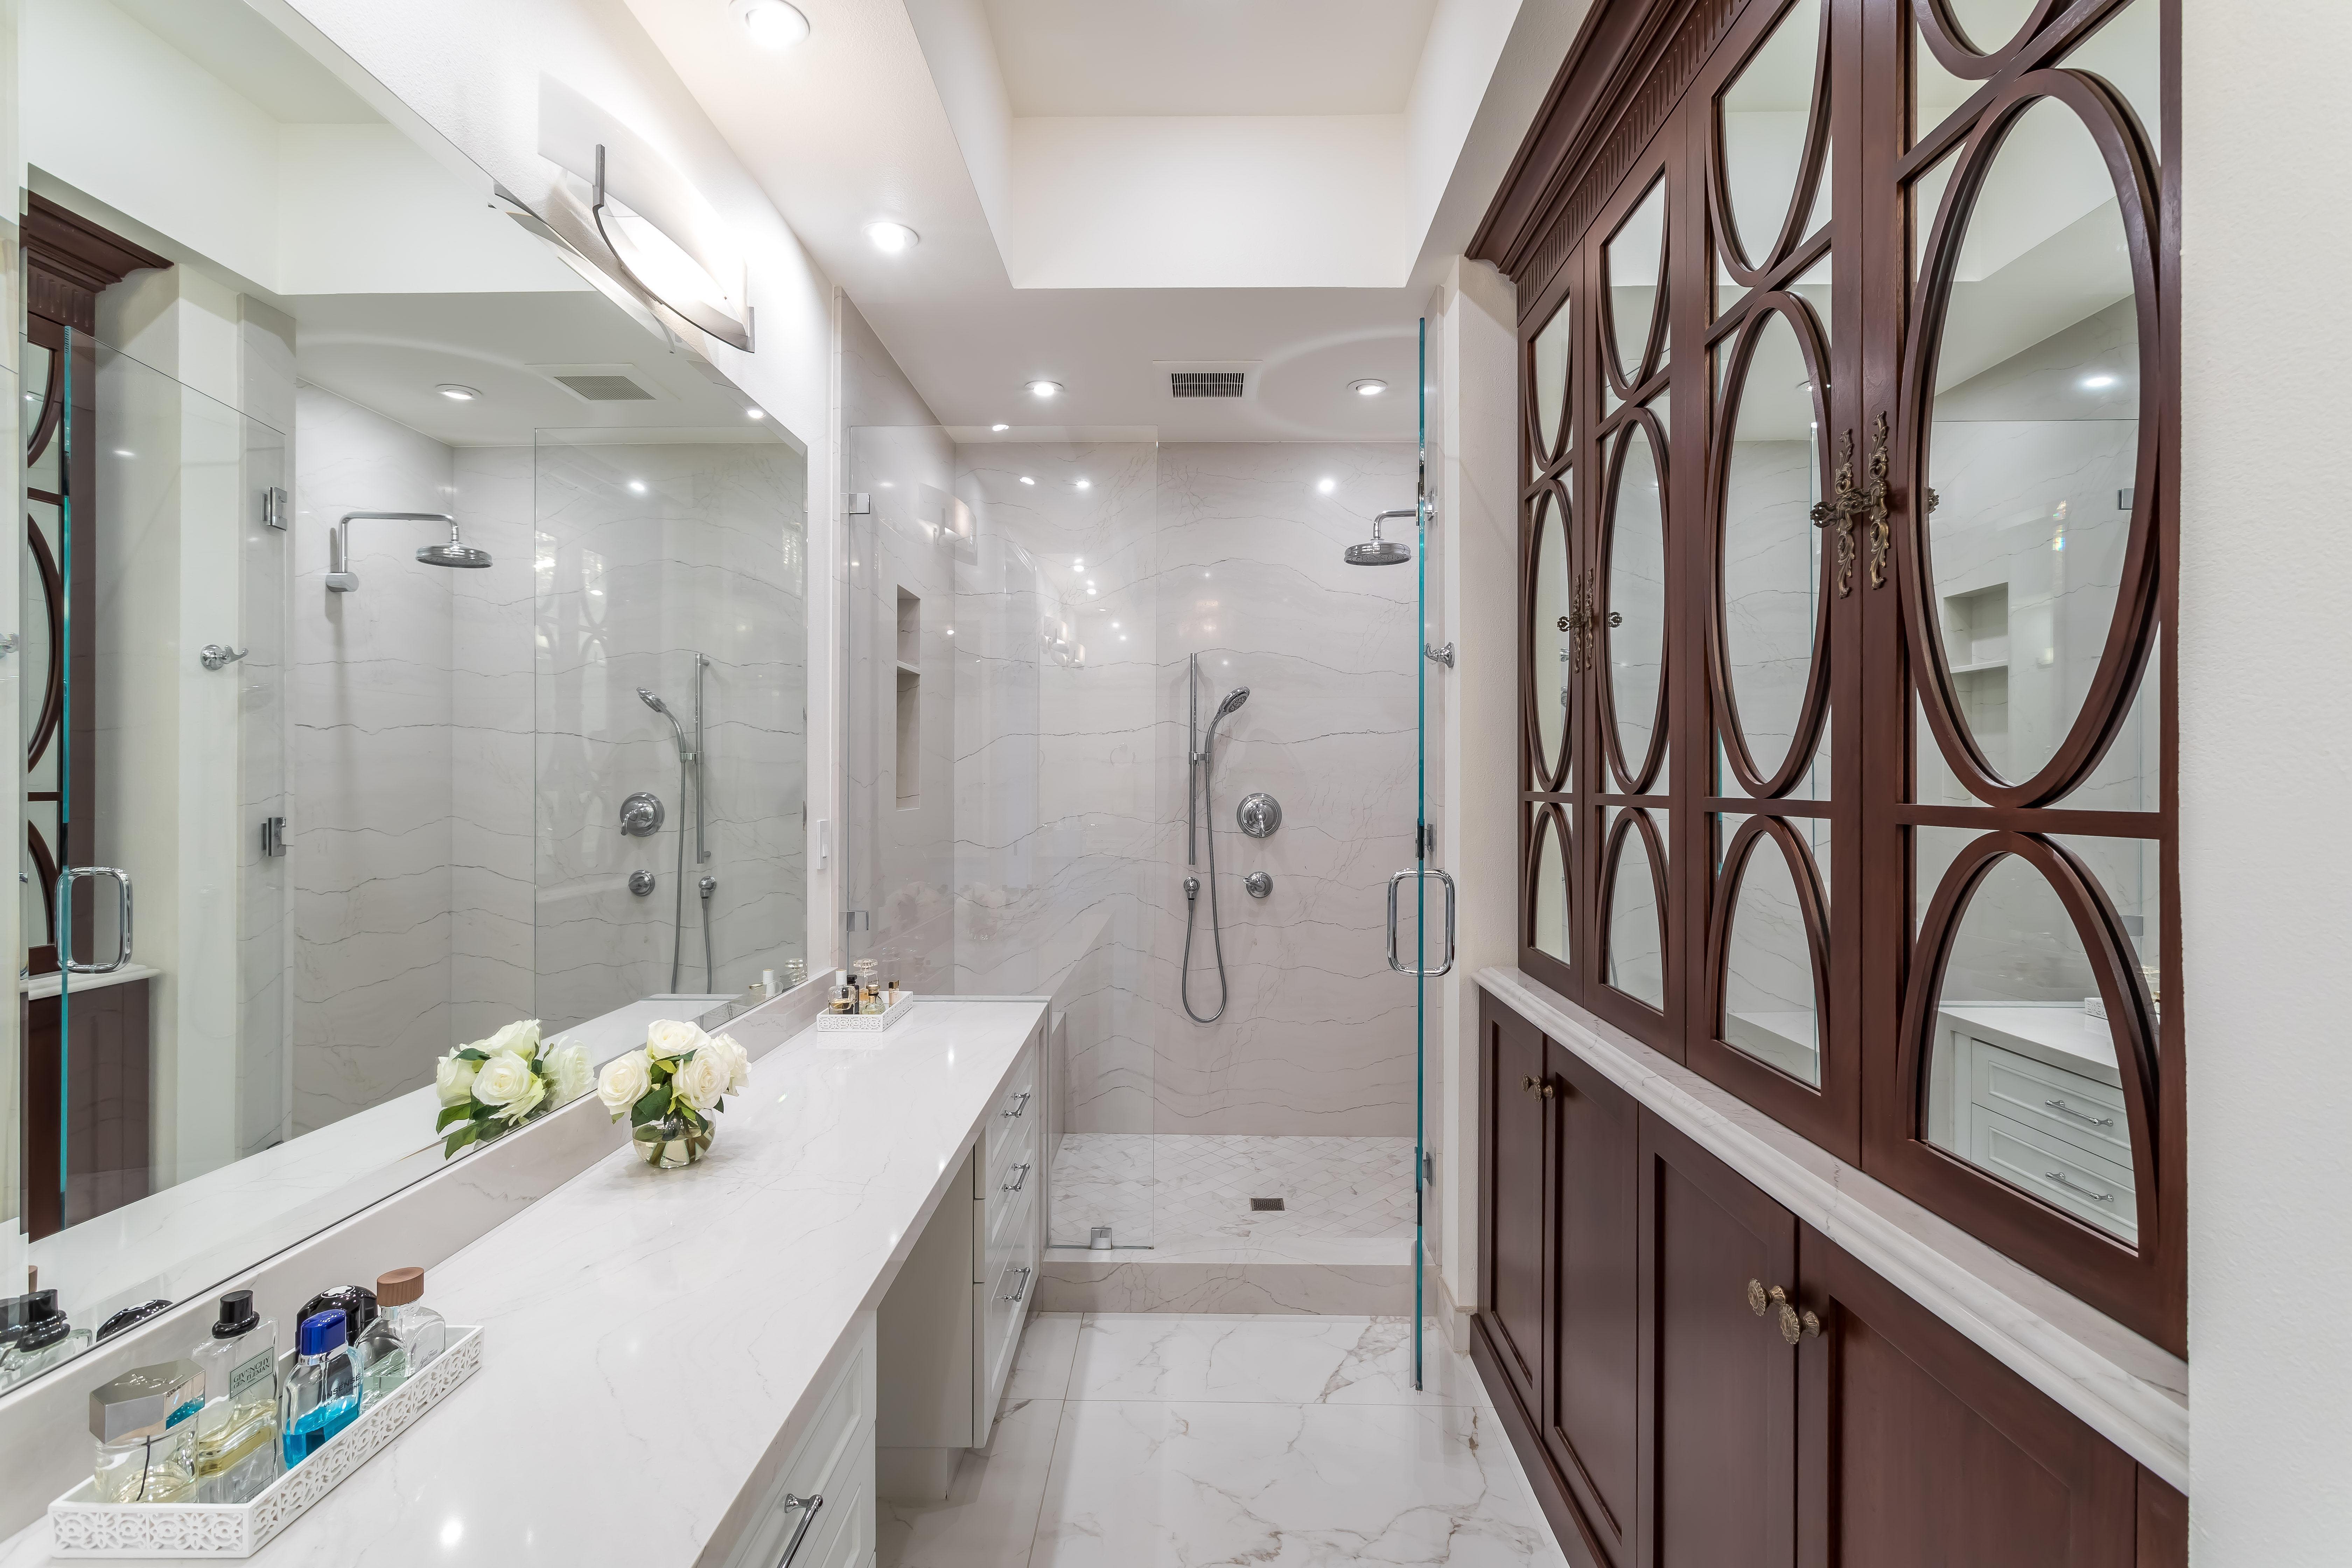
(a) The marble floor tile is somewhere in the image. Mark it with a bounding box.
[881,1384,1063,1568]
[1068,1315,1492,1409]
[879,1312,1557,1568]
[1030,1399,1554,1568]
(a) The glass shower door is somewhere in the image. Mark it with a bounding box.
[21,328,290,1246]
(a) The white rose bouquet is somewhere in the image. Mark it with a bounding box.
[596,1018,750,1167]
[434,1019,594,1159]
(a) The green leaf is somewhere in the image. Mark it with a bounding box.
[434,1104,472,1132]
[630,1086,672,1127]
[441,1123,481,1160]
[455,1048,488,1061]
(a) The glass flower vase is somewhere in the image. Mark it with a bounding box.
[632,1114,714,1169]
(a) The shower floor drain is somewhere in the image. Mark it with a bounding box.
[1250,1197,1286,1212]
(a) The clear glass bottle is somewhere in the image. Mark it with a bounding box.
[190,1290,282,1503]
[1,1290,92,1386]
[90,1360,203,1503]
[278,1311,359,1469]
[355,1267,446,1403]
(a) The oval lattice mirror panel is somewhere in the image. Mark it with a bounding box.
[1604,809,1667,1011]
[1530,490,1574,788]
[1531,293,1573,467]
[1715,304,1829,793]
[1716,817,1828,1086]
[1919,91,2149,800]
[1604,180,1668,391]
[1717,0,1828,273]
[1531,807,1571,964]
[1916,831,2154,1246]
[1604,420,1668,789]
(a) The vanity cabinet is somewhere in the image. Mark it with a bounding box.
[720,1316,876,1568]
[877,1028,1042,1499]
[1474,992,2184,1568]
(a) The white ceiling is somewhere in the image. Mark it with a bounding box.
[980,0,1439,118]
[621,0,1591,440]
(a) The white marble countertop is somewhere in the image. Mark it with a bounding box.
[0,995,1045,1568]
[1479,967,2188,1490]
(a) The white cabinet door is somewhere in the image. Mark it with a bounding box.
[723,1316,875,1568]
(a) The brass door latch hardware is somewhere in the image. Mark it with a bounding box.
[1522,1074,1556,1099]
[1811,412,1902,593]
[1746,1279,1821,1344]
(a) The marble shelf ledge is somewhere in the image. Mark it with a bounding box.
[1479,967,2189,1491]
[0,996,1048,1568]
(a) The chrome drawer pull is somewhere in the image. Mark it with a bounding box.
[2043,1099,2114,1129]
[1001,1090,1032,1119]
[1001,1162,1031,1194]
[999,1265,1032,1303]
[2043,1170,2115,1204]
[773,1492,824,1568]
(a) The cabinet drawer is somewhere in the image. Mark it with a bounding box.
[724,1320,874,1568]
[1969,1109,2138,1242]
[982,1037,1039,1178]
[1968,1039,2131,1165]
[985,1116,1037,1248]
[979,1189,1038,1421]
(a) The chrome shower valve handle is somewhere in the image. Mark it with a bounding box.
[199,643,249,671]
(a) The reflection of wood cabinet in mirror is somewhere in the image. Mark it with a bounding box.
[21,973,154,1241]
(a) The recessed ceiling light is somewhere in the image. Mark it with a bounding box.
[865,221,919,254]
[1350,379,1388,397]
[991,423,1009,433]
[1316,477,1336,494]
[732,0,811,49]
[1019,476,1035,485]
[437,384,482,401]
[2081,373,2119,390]
[1026,380,1062,399]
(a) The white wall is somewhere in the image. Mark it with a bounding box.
[1435,254,1519,1323]
[2179,4,2352,1563]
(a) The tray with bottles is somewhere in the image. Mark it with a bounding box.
[810,990,918,1033]
[45,1277,482,1558]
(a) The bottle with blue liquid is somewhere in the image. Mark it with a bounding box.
[278,1310,359,1468]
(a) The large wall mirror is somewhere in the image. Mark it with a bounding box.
[0,0,809,1390]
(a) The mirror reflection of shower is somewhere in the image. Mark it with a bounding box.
[1181,654,1250,1024]
[638,654,714,992]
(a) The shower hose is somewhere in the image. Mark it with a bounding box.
[1181,735,1233,1025]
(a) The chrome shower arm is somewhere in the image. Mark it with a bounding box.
[327,512,459,593]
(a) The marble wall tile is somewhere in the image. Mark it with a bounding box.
[1149,443,1422,1137]
[290,385,455,1134]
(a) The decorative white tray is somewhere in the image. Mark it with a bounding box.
[810,997,918,1034]
[48,1326,484,1559]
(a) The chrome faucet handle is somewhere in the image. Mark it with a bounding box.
[199,644,249,671]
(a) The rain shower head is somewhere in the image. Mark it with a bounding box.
[1344,507,1419,567]
[416,540,492,568]
[326,511,490,591]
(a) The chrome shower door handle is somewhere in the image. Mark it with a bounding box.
[56,866,133,974]
[1385,867,1457,978]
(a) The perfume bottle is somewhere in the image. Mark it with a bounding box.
[828,969,854,1014]
[279,1311,360,1469]
[90,1360,203,1503]
[191,1290,282,1503]
[355,1267,447,1403]
[1,1290,92,1384]
[298,1285,377,1339]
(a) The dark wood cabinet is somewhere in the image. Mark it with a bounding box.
[1638,1113,1794,1568]
[1476,990,2175,1568]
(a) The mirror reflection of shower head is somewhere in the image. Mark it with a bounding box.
[1216,686,1250,719]
[1344,507,1418,567]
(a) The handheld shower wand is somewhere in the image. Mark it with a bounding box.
[1181,656,1251,1024]
[639,687,695,992]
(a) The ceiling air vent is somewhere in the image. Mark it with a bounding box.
[1155,360,1260,403]
[551,373,656,402]
[1170,371,1246,399]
